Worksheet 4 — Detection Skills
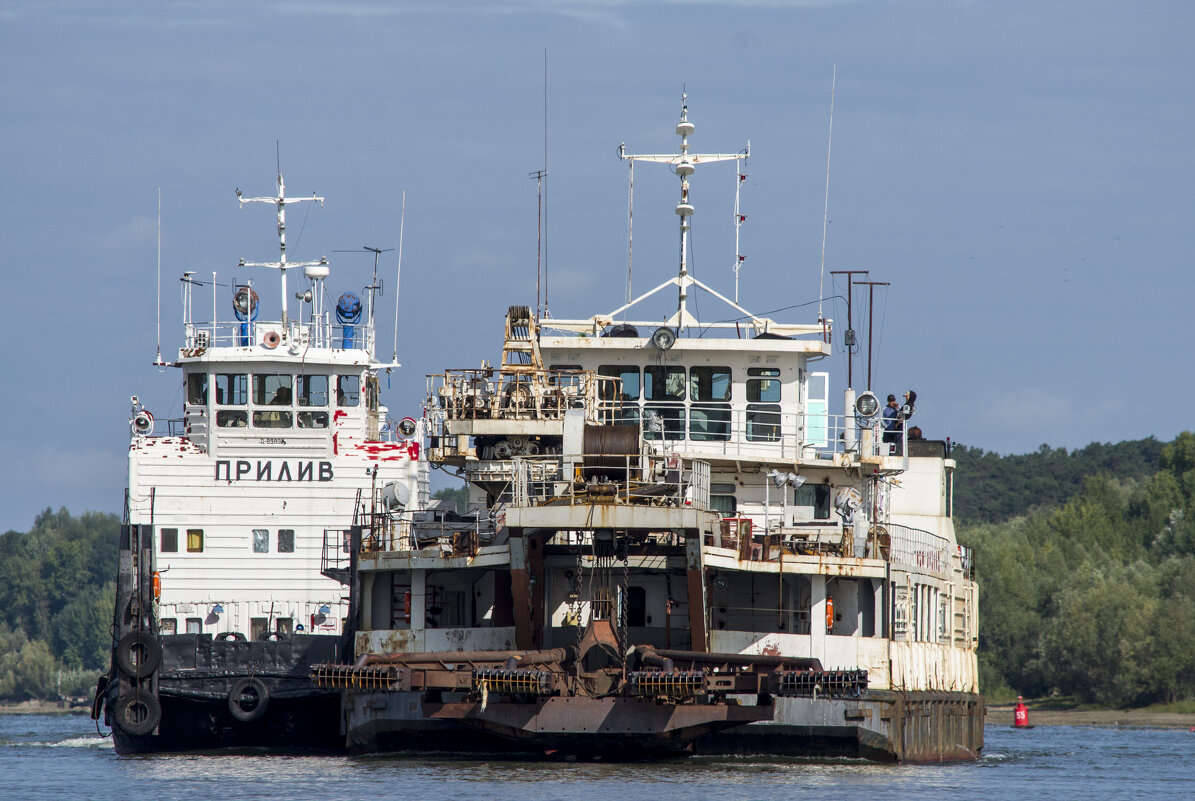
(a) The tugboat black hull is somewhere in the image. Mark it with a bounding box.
[102,633,347,755]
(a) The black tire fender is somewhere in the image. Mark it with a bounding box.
[228,677,270,723]
[115,630,162,678]
[112,691,161,736]
[215,631,247,642]
[258,631,288,642]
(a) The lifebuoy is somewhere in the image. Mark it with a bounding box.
[115,630,162,678]
[262,330,281,349]
[152,571,161,602]
[825,597,835,634]
[215,631,247,642]
[112,691,161,736]
[131,410,154,436]
[228,677,270,723]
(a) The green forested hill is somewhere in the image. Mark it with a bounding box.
[958,432,1195,705]
[951,437,1166,523]
[1,434,1193,705]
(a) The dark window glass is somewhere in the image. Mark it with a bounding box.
[186,618,202,634]
[644,366,686,400]
[161,528,178,553]
[747,378,781,403]
[216,410,248,428]
[296,375,328,407]
[277,529,295,553]
[746,405,781,442]
[297,411,329,429]
[254,374,293,406]
[252,410,293,428]
[598,366,640,400]
[689,367,732,402]
[215,374,247,405]
[252,529,269,553]
[337,375,360,407]
[794,483,831,519]
[187,374,208,405]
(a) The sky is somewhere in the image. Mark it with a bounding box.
[1,1,1192,532]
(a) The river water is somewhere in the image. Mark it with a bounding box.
[2,714,1190,800]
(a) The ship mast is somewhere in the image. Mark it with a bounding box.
[236,169,326,333]
[618,93,748,332]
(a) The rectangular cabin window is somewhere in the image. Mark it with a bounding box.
[598,366,641,426]
[254,374,293,406]
[710,482,737,515]
[186,618,202,634]
[690,367,732,441]
[160,619,177,635]
[277,529,295,553]
[186,529,204,552]
[187,373,208,405]
[644,366,686,441]
[252,529,270,553]
[276,618,292,636]
[794,483,831,519]
[746,367,782,442]
[160,528,178,553]
[250,618,268,640]
[297,411,329,429]
[337,375,360,407]
[252,410,292,428]
[296,375,329,407]
[216,410,248,428]
[215,373,247,405]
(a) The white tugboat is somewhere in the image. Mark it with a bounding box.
[94,171,426,753]
[315,98,981,761]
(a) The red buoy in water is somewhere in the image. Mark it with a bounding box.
[1013,696,1033,729]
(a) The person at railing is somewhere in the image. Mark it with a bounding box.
[882,394,903,453]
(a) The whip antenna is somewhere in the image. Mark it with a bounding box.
[154,187,166,368]
[819,66,836,324]
[393,191,405,364]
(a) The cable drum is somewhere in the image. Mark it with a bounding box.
[582,425,639,482]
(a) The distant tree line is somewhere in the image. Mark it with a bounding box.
[0,509,118,700]
[958,432,1195,705]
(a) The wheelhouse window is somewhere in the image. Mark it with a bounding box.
[277,529,295,553]
[599,366,640,425]
[160,619,177,635]
[296,375,329,407]
[160,528,178,553]
[644,366,686,441]
[746,367,782,442]
[215,373,247,405]
[689,366,732,441]
[187,373,208,405]
[186,529,204,552]
[337,375,360,407]
[186,618,202,634]
[252,529,270,553]
[297,411,329,428]
[253,374,293,428]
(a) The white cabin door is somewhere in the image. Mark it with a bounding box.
[805,372,829,449]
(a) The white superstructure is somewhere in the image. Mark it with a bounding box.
[126,170,425,643]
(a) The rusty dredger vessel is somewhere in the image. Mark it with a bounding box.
[315,100,982,761]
